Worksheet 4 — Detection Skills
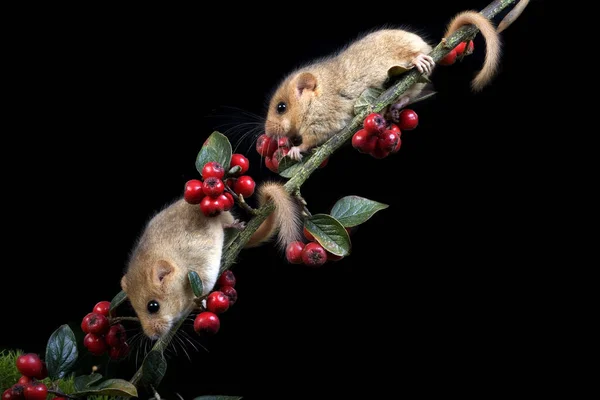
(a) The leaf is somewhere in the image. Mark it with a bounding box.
[45,324,78,380]
[71,379,138,398]
[194,397,243,400]
[141,350,167,387]
[405,90,436,106]
[228,165,241,175]
[304,214,351,256]
[188,271,204,297]
[387,65,410,78]
[278,154,314,178]
[330,196,389,227]
[195,131,232,177]
[354,87,383,116]
[417,74,432,84]
[109,290,127,316]
[223,226,239,249]
[74,373,103,391]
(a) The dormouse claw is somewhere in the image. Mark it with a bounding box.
[288,146,303,161]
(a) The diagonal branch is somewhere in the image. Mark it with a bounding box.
[130,0,517,387]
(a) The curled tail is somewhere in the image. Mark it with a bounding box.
[245,181,302,250]
[444,11,501,91]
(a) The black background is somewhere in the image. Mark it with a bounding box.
[2,1,553,398]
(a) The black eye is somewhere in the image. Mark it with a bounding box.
[276,102,287,114]
[147,300,160,314]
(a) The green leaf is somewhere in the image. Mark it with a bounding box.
[71,379,138,398]
[417,74,432,84]
[330,196,389,227]
[188,271,204,297]
[195,131,232,177]
[304,214,351,256]
[278,153,313,178]
[141,350,167,387]
[228,165,241,176]
[354,87,383,116]
[223,226,239,249]
[194,397,243,400]
[45,324,78,380]
[387,65,410,78]
[74,373,103,391]
[405,89,436,106]
[109,290,127,316]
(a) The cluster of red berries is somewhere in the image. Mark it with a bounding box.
[193,270,238,336]
[352,109,418,159]
[439,40,474,66]
[256,134,328,172]
[81,301,129,360]
[285,227,348,267]
[184,155,255,217]
[3,354,54,400]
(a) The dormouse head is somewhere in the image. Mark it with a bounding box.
[265,72,318,139]
[121,260,191,340]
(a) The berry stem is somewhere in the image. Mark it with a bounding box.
[48,390,77,399]
[109,316,140,324]
[225,186,257,215]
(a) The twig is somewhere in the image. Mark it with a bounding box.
[48,390,77,399]
[110,317,140,324]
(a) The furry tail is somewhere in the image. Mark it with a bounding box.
[444,11,501,91]
[245,182,302,250]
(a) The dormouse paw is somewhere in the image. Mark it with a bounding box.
[224,219,246,230]
[411,53,435,75]
[288,146,303,161]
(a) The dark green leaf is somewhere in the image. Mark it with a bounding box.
[141,350,167,387]
[71,379,138,398]
[188,271,204,297]
[109,290,127,317]
[330,196,389,227]
[406,90,436,107]
[354,87,383,116]
[278,154,313,178]
[304,214,351,256]
[387,65,410,78]
[195,132,232,177]
[74,373,103,391]
[45,324,78,380]
[193,397,243,400]
[228,165,241,176]
[223,226,239,249]
[417,74,432,84]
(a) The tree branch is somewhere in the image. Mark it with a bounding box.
[130,0,517,387]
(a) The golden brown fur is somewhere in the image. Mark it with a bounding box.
[265,11,501,159]
[121,183,301,339]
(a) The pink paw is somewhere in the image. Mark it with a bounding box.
[411,53,435,75]
[288,146,303,161]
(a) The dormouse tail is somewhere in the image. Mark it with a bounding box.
[444,11,501,91]
[245,182,303,250]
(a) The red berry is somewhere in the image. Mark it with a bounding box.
[23,383,47,400]
[16,353,43,378]
[391,138,402,154]
[202,177,225,197]
[286,241,305,264]
[386,124,401,136]
[200,195,225,217]
[217,193,234,211]
[81,312,109,335]
[93,301,111,317]
[83,333,107,356]
[9,385,24,400]
[217,270,236,287]
[17,376,31,385]
[352,129,370,153]
[277,137,290,148]
[398,109,418,131]
[454,41,467,55]
[327,251,344,262]
[105,324,127,348]
[233,175,255,197]
[301,242,328,267]
[230,154,249,175]
[225,178,235,188]
[184,179,205,204]
[220,286,238,306]
[265,156,278,173]
[194,312,220,336]
[466,40,474,54]
[34,362,47,380]
[271,147,290,171]
[303,227,314,241]
[206,291,230,314]
[370,146,390,159]
[2,389,14,400]
[378,131,401,153]
[202,161,225,180]
[319,157,329,168]
[256,134,278,157]
[363,113,386,134]
[439,49,457,66]
[109,342,130,360]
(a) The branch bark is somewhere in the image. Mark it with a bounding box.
[131,0,517,387]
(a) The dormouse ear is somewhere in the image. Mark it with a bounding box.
[152,260,176,288]
[120,275,128,292]
[296,72,317,97]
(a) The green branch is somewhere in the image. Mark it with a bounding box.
[130,0,517,387]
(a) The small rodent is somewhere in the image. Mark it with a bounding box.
[264,10,501,160]
[120,182,301,339]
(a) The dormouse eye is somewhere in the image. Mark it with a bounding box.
[276,102,287,114]
[147,300,160,314]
